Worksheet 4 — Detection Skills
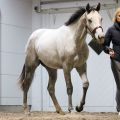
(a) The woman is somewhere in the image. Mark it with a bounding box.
[103,8,120,115]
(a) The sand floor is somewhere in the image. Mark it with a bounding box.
[0,112,120,120]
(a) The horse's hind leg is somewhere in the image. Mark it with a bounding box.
[75,63,89,112]
[20,55,39,114]
[44,66,65,115]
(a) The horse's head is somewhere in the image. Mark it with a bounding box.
[85,3,104,44]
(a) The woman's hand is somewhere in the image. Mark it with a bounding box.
[109,49,115,58]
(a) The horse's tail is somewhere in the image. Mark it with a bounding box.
[19,57,39,91]
[19,62,34,91]
[19,64,26,91]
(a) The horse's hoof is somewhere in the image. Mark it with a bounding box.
[59,111,65,115]
[76,106,83,112]
[68,106,74,113]
[24,108,30,116]
[56,110,65,115]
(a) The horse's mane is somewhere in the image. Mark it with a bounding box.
[65,6,97,26]
[65,7,86,26]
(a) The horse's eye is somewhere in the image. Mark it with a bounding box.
[88,19,92,23]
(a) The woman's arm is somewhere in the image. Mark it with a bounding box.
[103,28,112,54]
[103,27,115,58]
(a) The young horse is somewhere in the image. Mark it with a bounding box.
[19,3,104,115]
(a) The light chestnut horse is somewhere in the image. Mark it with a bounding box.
[19,3,104,115]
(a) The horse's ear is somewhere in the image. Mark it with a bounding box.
[96,3,101,11]
[86,3,90,13]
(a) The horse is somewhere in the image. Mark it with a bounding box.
[19,3,104,115]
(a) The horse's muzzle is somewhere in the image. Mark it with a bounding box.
[99,37,105,44]
[98,35,105,44]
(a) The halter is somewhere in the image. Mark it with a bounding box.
[86,25,103,39]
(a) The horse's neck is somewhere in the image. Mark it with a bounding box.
[71,14,87,49]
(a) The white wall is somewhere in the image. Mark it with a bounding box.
[31,0,119,112]
[0,0,32,105]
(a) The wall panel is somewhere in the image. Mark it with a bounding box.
[0,0,32,105]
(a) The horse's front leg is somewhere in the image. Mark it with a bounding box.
[75,63,89,112]
[63,65,73,112]
[45,67,65,115]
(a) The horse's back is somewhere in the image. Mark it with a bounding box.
[26,25,72,51]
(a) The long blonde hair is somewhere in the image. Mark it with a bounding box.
[113,8,120,22]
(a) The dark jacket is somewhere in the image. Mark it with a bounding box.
[103,22,120,62]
